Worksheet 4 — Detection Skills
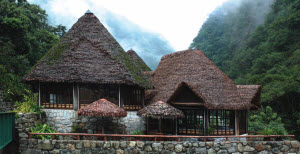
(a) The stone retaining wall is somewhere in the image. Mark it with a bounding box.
[0,90,14,112]
[21,140,300,154]
[43,110,146,135]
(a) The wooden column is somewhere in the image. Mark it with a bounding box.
[235,111,240,135]
[73,83,79,111]
[118,85,121,107]
[38,81,41,106]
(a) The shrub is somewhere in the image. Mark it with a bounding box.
[13,90,44,114]
[130,130,143,135]
[30,124,56,140]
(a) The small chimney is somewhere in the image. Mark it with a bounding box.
[85,9,93,14]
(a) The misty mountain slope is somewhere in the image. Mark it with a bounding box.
[29,0,175,70]
[191,0,300,138]
[190,0,274,73]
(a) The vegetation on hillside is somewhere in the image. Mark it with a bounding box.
[191,0,300,138]
[0,0,66,101]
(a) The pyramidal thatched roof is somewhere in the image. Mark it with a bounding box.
[137,101,184,119]
[23,12,151,88]
[127,49,151,72]
[78,99,127,117]
[146,49,261,110]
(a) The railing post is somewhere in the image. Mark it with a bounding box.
[129,137,131,141]
[248,137,251,141]
[104,136,107,141]
[77,135,80,140]
[290,136,294,141]
[226,137,228,141]
[204,137,206,142]
[178,138,180,142]
[155,137,157,141]
[52,135,55,140]
[29,133,31,139]
[269,137,272,141]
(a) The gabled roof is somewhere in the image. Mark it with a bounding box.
[23,12,151,88]
[147,49,261,110]
[236,85,262,110]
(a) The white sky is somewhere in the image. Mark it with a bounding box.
[30,0,228,50]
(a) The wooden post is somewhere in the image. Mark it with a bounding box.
[29,134,31,139]
[118,85,121,107]
[38,82,41,106]
[73,83,79,111]
[104,136,107,141]
[226,137,228,141]
[129,137,131,141]
[204,138,206,142]
[248,137,251,141]
[52,135,55,140]
[235,111,240,135]
[178,138,180,142]
[77,135,80,140]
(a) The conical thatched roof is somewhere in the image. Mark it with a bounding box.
[23,12,151,88]
[78,99,127,117]
[146,49,261,110]
[137,101,184,119]
[127,49,151,72]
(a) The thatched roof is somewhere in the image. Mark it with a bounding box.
[236,85,262,110]
[23,12,151,88]
[77,99,127,117]
[137,101,184,119]
[127,49,151,72]
[146,49,261,110]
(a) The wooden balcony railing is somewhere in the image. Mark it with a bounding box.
[28,133,295,142]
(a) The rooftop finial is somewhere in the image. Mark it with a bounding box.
[85,9,93,14]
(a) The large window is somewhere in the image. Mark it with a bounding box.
[40,83,73,109]
[121,86,144,111]
[208,110,235,135]
[239,111,247,135]
[79,84,119,109]
[178,109,205,135]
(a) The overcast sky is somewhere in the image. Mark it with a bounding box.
[29,0,228,51]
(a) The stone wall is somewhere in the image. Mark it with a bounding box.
[0,90,14,112]
[17,113,45,152]
[21,140,300,154]
[43,109,146,135]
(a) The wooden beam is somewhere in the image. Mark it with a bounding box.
[172,102,204,106]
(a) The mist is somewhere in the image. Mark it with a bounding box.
[29,0,175,70]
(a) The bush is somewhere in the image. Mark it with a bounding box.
[13,90,44,114]
[30,124,56,140]
[130,130,143,135]
[249,106,287,135]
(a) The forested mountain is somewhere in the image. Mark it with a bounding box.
[191,0,300,138]
[0,0,66,101]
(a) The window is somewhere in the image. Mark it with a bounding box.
[121,86,144,111]
[239,111,247,135]
[40,83,73,109]
[79,84,119,109]
[49,94,56,104]
[177,109,205,135]
[208,110,235,135]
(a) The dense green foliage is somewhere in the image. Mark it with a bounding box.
[191,0,300,138]
[0,0,66,101]
[13,90,44,114]
[249,106,287,135]
[30,123,56,140]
